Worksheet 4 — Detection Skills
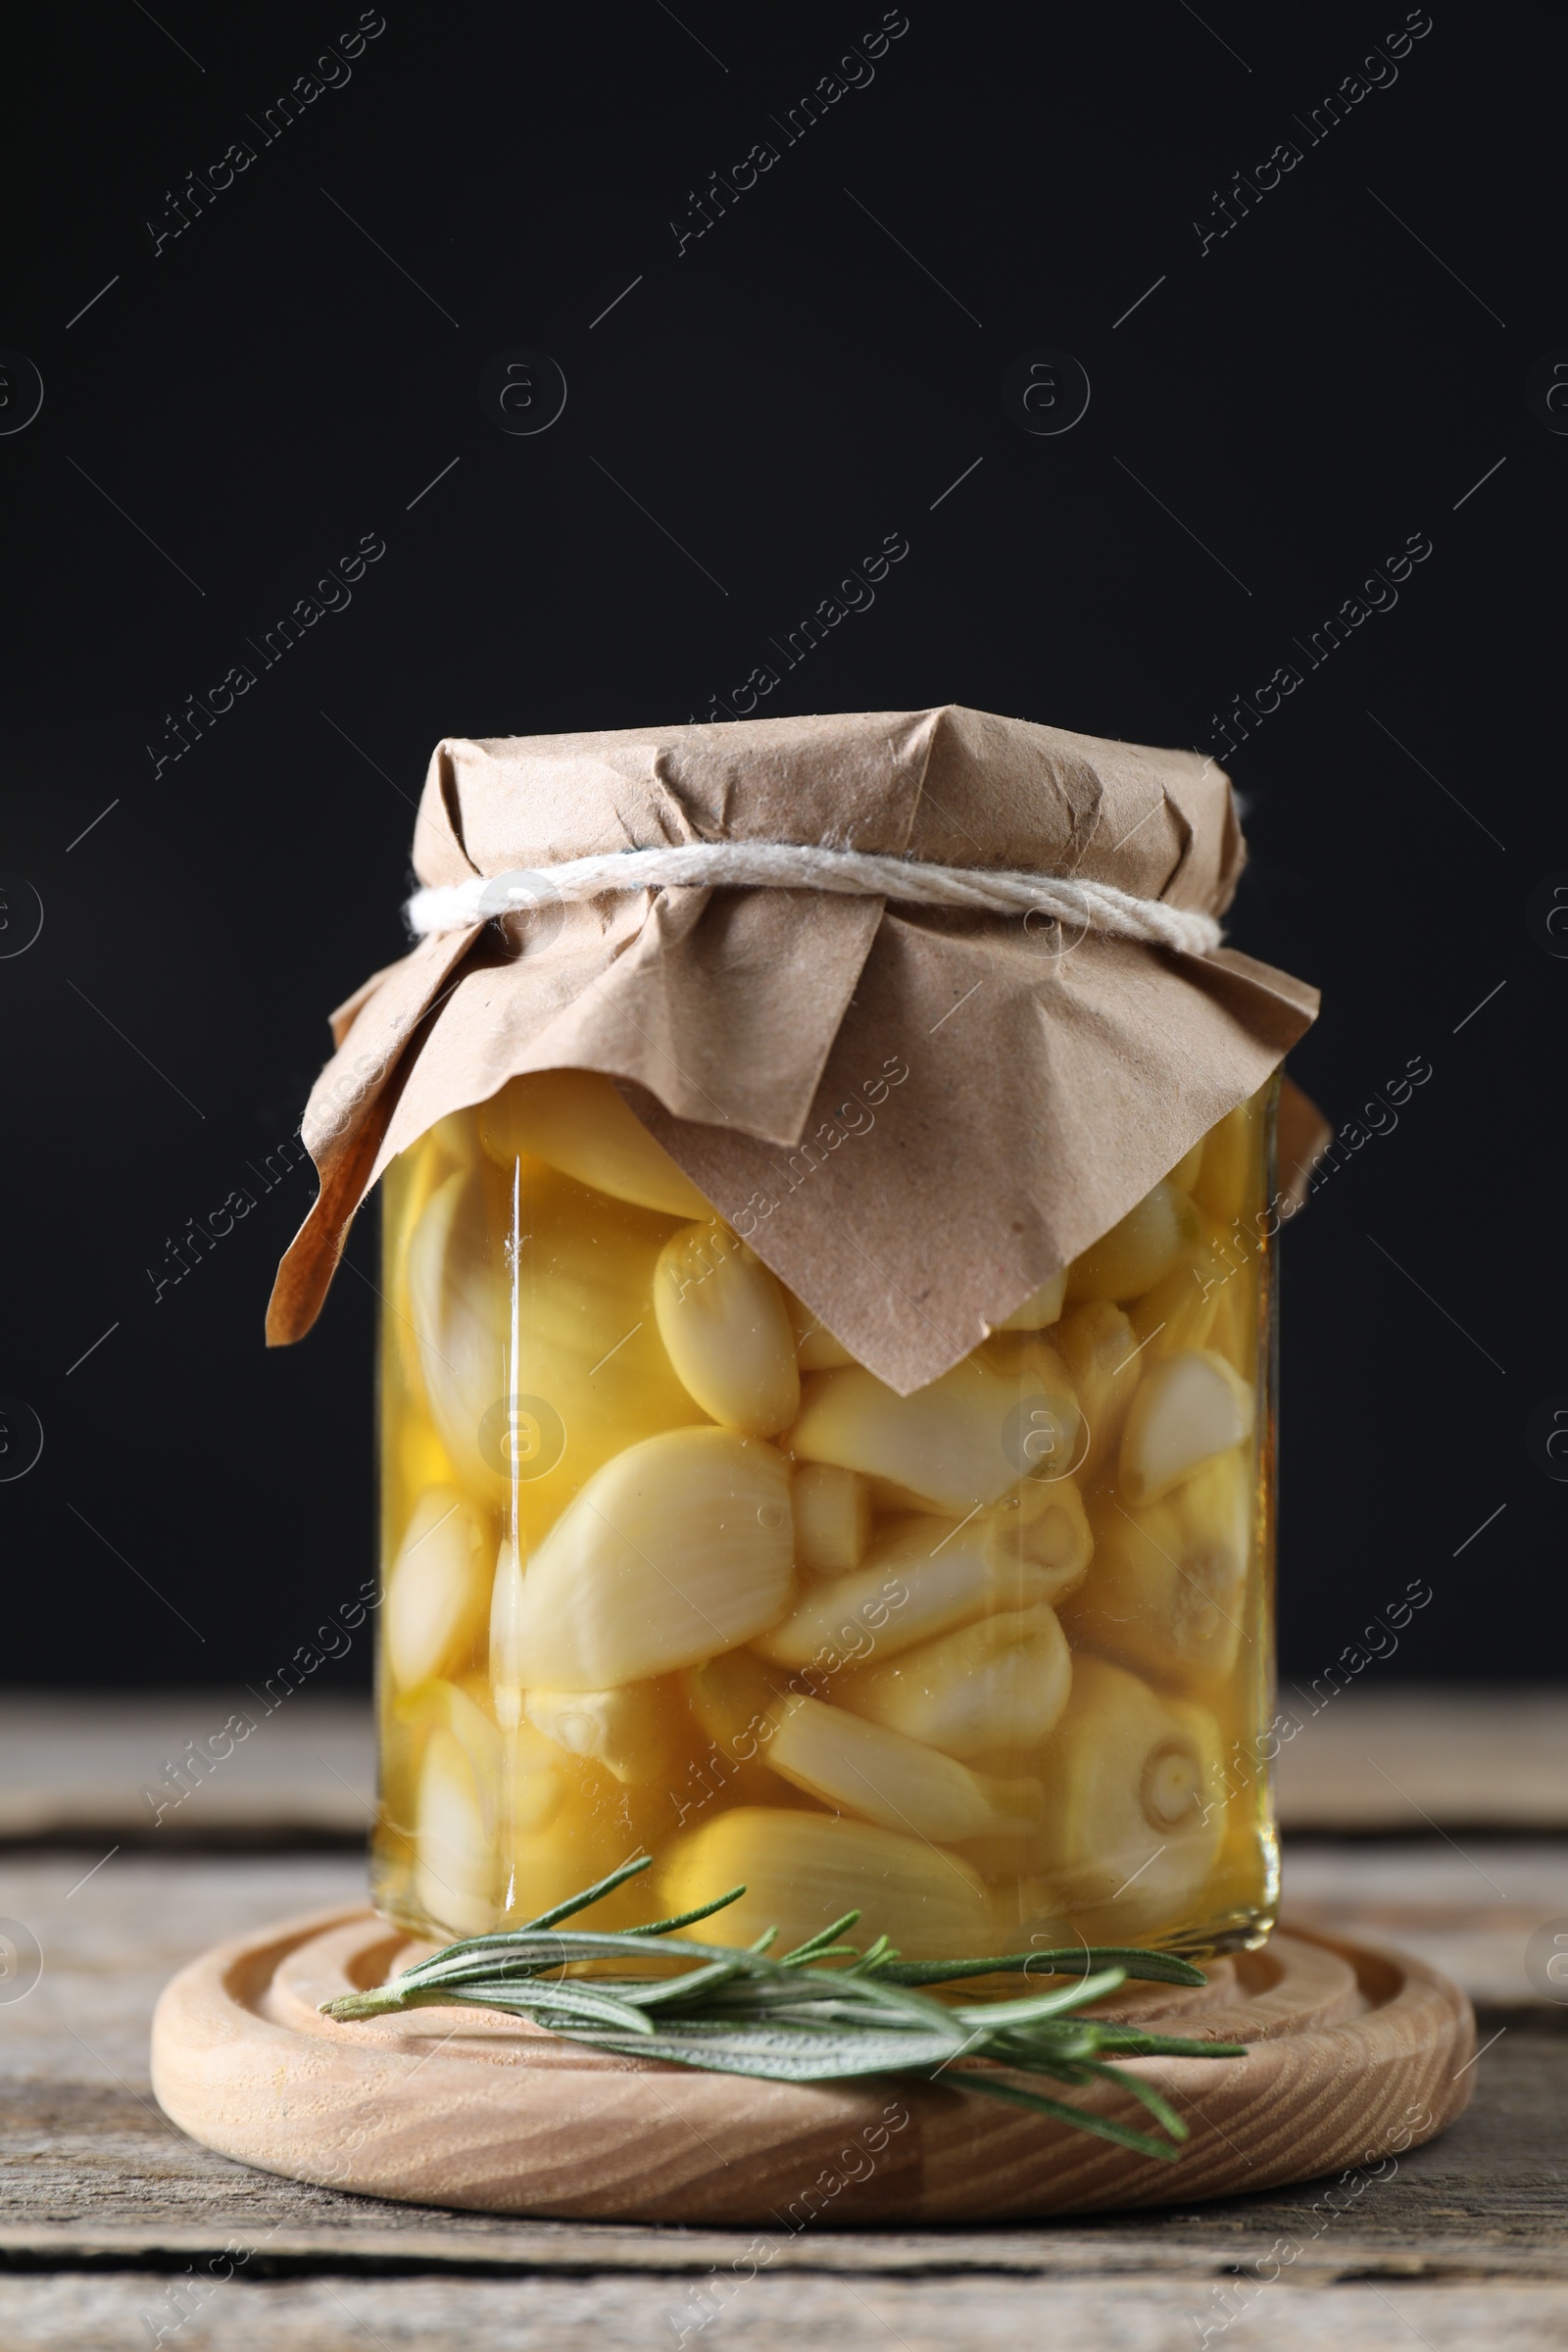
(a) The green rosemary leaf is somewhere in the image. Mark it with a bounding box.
[623,1884,749,1937]
[1063,2054,1191,2143]
[393,1929,772,1993]
[566,2023,966,2079]
[626,1952,760,2010]
[776,1911,864,1964]
[1089,2027,1250,2059]
[951,2069,1188,2161]
[876,1945,1207,1987]
[950,1970,1129,2030]
[504,1851,655,1932]
[432,1979,658,2034]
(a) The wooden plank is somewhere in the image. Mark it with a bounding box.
[1,2269,1566,2352]
[1276,1689,1568,1833]
[1284,1839,1568,2008]
[0,1694,373,1842]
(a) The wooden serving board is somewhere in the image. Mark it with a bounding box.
[150,1910,1475,2224]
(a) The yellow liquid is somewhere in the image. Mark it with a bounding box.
[372,1077,1279,1965]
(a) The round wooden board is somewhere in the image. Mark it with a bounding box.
[150,1910,1475,2225]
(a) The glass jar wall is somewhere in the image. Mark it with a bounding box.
[373,1070,1279,1964]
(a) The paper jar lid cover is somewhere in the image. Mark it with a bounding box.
[268,704,1319,1392]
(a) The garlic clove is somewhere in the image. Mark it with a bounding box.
[504,1719,570,1837]
[414,1725,496,1938]
[1064,1179,1200,1304]
[1192,1096,1261,1223]
[498,1786,661,1934]
[479,1067,709,1217]
[1204,1268,1257,1379]
[654,1220,800,1437]
[1118,1348,1256,1506]
[682,1645,783,1752]
[396,1415,457,1501]
[761,1691,1044,1843]
[1168,1137,1206,1191]
[1065,1448,1252,1691]
[787,1340,1080,1518]
[509,1427,795,1689]
[1021,1653,1222,1935]
[384,1111,475,1402]
[994,1268,1067,1332]
[396,1676,505,1837]
[979,1476,1094,1605]
[753,1512,1058,1672]
[385,1487,492,1692]
[792,1463,872,1575]
[406,1169,506,1498]
[783,1286,857,1370]
[1127,1259,1221,1361]
[659,1805,991,1960]
[524,1681,678,1785]
[407,1161,698,1528]
[1054,1301,1142,1482]
[838,1603,1072,1759]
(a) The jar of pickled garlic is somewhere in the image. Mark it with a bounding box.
[268,708,1319,1970]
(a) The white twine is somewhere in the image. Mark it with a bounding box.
[405,842,1222,957]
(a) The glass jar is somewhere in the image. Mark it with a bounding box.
[373,1067,1278,1964]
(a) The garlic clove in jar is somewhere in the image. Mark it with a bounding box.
[753,1511,1059,1672]
[1063,1448,1251,1691]
[791,1463,872,1575]
[406,1169,506,1499]
[397,1676,505,1837]
[1064,1179,1200,1304]
[504,1718,570,1837]
[1168,1137,1206,1191]
[761,1691,1044,1843]
[385,1111,475,1402]
[654,1220,800,1437]
[479,1067,710,1218]
[414,1725,496,1938]
[1022,1653,1222,1934]
[994,1268,1067,1332]
[523,1681,678,1785]
[1192,1097,1259,1223]
[506,1427,795,1690]
[1126,1258,1221,1362]
[782,1287,857,1371]
[682,1645,783,1753]
[384,1487,492,1691]
[499,1783,659,1934]
[1204,1269,1257,1378]
[397,1414,457,1501]
[1054,1301,1141,1482]
[1118,1348,1255,1506]
[658,1805,991,1960]
[838,1602,1072,1759]
[406,1161,696,1524]
[978,1475,1094,1605]
[787,1340,1080,1518]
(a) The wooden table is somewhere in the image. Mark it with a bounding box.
[2,1689,1565,2349]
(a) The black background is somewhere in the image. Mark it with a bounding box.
[3,2,1559,1693]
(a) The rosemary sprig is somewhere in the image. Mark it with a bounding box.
[321,1856,1244,2160]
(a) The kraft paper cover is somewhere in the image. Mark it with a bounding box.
[268,705,1319,1392]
